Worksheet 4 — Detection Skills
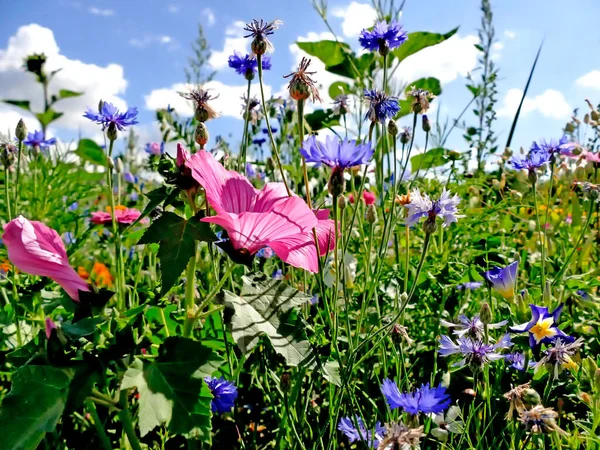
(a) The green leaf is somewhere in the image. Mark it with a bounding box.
[410,147,448,171]
[221,272,313,366]
[138,211,217,296]
[322,360,341,387]
[120,337,224,440]
[57,89,83,100]
[146,305,179,342]
[3,99,31,112]
[304,109,340,132]
[405,77,442,96]
[35,109,63,127]
[392,28,459,64]
[296,40,350,67]
[61,317,104,339]
[0,366,74,450]
[128,185,175,229]
[75,138,106,165]
[328,81,351,100]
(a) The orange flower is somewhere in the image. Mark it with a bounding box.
[92,262,114,288]
[1,259,11,274]
[78,266,90,280]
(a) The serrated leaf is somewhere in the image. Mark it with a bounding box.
[75,139,106,165]
[391,28,459,64]
[35,109,63,127]
[410,147,448,171]
[3,99,31,112]
[221,272,313,366]
[138,211,217,295]
[0,365,74,450]
[128,185,175,228]
[120,337,224,440]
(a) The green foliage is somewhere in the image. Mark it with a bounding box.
[75,138,106,165]
[391,28,459,64]
[410,147,449,170]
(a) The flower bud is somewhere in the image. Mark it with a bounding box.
[107,123,118,142]
[387,119,398,137]
[378,40,390,56]
[15,119,27,141]
[423,217,438,234]
[195,106,209,123]
[289,78,311,101]
[115,158,124,174]
[527,170,537,184]
[422,114,431,133]
[244,67,255,81]
[522,388,541,407]
[565,122,575,133]
[366,204,377,224]
[400,127,411,145]
[106,156,115,170]
[251,37,268,57]
[480,302,492,325]
[195,123,209,147]
[592,111,600,122]
[1,145,15,168]
[399,292,408,304]
[337,195,347,211]
[266,157,274,172]
[328,167,345,197]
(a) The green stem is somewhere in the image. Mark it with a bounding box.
[532,181,545,292]
[257,54,291,197]
[183,245,198,338]
[298,99,311,208]
[14,140,23,213]
[4,166,12,220]
[85,399,112,450]
[238,79,252,172]
[118,391,143,450]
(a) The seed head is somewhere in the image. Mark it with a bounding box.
[284,58,321,103]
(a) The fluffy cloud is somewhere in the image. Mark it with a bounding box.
[0,24,128,136]
[144,81,272,119]
[504,30,516,39]
[89,7,114,16]
[129,35,179,50]
[576,70,600,90]
[332,2,378,38]
[208,21,247,69]
[168,4,179,13]
[203,8,216,27]
[497,88,571,120]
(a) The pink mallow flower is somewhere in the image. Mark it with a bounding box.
[91,205,142,225]
[186,150,334,272]
[348,190,376,206]
[2,216,90,301]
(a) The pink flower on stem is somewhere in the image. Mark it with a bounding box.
[186,150,334,272]
[176,143,191,168]
[363,190,376,205]
[2,216,90,301]
[45,317,57,339]
[91,206,142,225]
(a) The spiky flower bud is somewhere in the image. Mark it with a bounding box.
[328,166,345,197]
[423,217,438,234]
[388,119,398,136]
[15,119,27,141]
[480,302,492,325]
[400,127,411,145]
[266,157,274,172]
[195,123,209,147]
[422,114,431,133]
[107,123,118,142]
[251,37,268,57]
[337,195,347,211]
[565,122,575,133]
[592,111,600,121]
[366,204,378,224]
[195,106,209,123]
[280,372,291,392]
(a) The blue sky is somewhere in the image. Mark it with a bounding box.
[0,0,599,161]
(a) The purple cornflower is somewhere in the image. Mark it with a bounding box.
[23,130,56,150]
[228,51,271,80]
[333,94,350,115]
[531,135,575,157]
[262,127,277,134]
[405,188,462,230]
[504,352,535,371]
[534,338,583,378]
[253,137,266,146]
[482,261,519,299]
[456,281,483,291]
[84,102,139,131]
[145,142,164,156]
[511,148,550,173]
[510,304,574,348]
[359,20,408,55]
[438,334,513,369]
[272,268,283,280]
[204,376,238,414]
[440,314,507,339]
[124,172,137,184]
[245,162,256,178]
[381,380,451,415]
[338,416,385,448]
[257,247,274,258]
[364,89,400,123]
[300,135,373,170]
[68,202,78,211]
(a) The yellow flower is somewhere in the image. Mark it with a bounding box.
[530,317,557,344]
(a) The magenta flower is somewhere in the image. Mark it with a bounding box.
[2,216,90,301]
[185,150,334,272]
[91,206,142,225]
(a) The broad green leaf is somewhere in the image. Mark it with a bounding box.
[3,99,31,112]
[391,28,459,64]
[328,81,351,100]
[61,317,104,339]
[304,109,340,132]
[410,147,448,171]
[75,138,106,165]
[296,40,350,67]
[146,305,179,342]
[120,337,224,440]
[0,366,74,450]
[220,272,313,366]
[322,360,341,386]
[128,185,175,228]
[35,109,63,127]
[138,211,217,295]
[57,89,83,100]
[406,77,442,96]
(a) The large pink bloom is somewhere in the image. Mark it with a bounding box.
[91,206,142,225]
[2,216,90,301]
[186,150,334,272]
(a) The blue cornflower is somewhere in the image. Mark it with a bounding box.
[381,380,451,415]
[68,202,78,211]
[456,281,483,291]
[405,188,463,230]
[364,89,400,123]
[204,376,238,414]
[438,334,513,369]
[504,352,535,371]
[310,294,319,305]
[262,127,277,134]
[253,137,266,146]
[531,135,575,157]
[576,289,590,300]
[130,191,139,202]
[145,142,164,156]
[511,148,550,173]
[62,232,76,245]
[228,51,271,80]
[510,304,574,348]
[23,130,56,150]
[84,102,139,131]
[482,261,518,299]
[359,20,408,55]
[272,268,283,280]
[338,416,385,448]
[440,314,507,340]
[256,247,274,258]
[124,172,137,184]
[300,135,374,170]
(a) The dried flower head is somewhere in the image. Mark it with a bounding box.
[284,57,322,103]
[244,19,282,56]
[503,382,539,419]
[180,87,220,122]
[519,405,567,435]
[535,338,584,379]
[377,423,425,450]
[333,93,350,115]
[241,95,262,125]
[407,87,435,114]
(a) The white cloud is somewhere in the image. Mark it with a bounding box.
[129,35,179,50]
[0,24,128,135]
[208,21,247,69]
[504,30,516,39]
[89,7,114,16]
[332,2,378,38]
[576,70,600,90]
[497,88,571,120]
[203,8,216,27]
[492,42,504,51]
[168,4,179,13]
[144,81,273,120]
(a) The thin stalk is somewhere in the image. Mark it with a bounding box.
[532,181,545,292]
[257,54,291,196]
[85,399,112,450]
[118,391,143,450]
[4,166,11,220]
[183,245,198,338]
[298,99,312,208]
[399,113,418,187]
[332,196,340,347]
[238,79,252,172]
[14,140,23,213]
[404,226,410,293]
